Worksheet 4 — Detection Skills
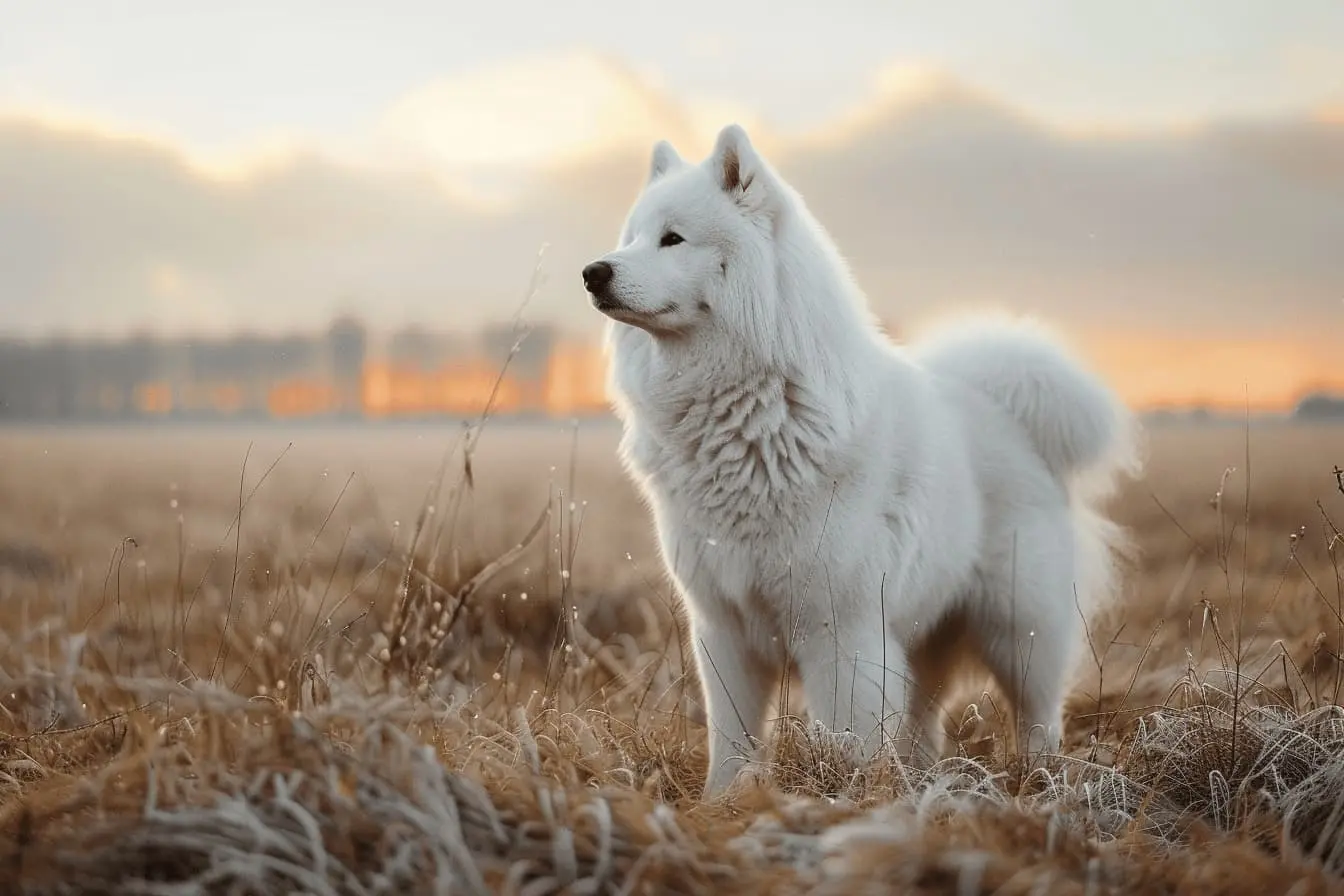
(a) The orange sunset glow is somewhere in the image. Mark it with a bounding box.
[1087,334,1344,413]
[19,324,1335,425]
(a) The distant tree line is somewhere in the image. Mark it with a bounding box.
[1295,392,1344,421]
[0,316,560,421]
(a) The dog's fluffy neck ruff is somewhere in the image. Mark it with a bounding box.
[623,206,890,525]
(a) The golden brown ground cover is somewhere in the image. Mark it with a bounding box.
[1,419,1343,894]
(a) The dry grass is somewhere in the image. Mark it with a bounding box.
[1,418,1343,894]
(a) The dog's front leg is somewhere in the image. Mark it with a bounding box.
[794,615,913,762]
[688,604,772,799]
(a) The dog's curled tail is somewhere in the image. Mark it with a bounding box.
[914,314,1142,496]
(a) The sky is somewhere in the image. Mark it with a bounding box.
[3,1,1344,408]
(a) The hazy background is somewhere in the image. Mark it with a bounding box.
[8,10,1344,887]
[3,1,1343,415]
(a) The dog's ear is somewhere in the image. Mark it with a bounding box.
[710,124,764,199]
[648,140,684,183]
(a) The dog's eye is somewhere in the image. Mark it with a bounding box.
[659,231,685,248]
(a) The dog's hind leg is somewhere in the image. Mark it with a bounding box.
[973,515,1081,759]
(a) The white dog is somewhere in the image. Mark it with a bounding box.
[582,124,1139,799]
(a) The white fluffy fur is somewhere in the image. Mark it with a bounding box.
[584,124,1141,799]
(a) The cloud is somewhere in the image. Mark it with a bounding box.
[369,51,760,198]
[374,52,687,171]
[0,63,1341,384]
[777,79,1344,344]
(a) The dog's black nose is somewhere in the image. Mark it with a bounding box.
[582,261,614,294]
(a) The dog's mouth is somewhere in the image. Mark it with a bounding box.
[592,295,684,334]
[590,294,626,313]
[591,293,676,317]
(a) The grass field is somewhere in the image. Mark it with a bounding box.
[2,418,1344,894]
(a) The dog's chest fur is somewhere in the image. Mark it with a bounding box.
[622,364,841,542]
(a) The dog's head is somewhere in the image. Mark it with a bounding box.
[582,124,784,340]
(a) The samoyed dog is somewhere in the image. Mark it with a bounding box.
[582,124,1139,799]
